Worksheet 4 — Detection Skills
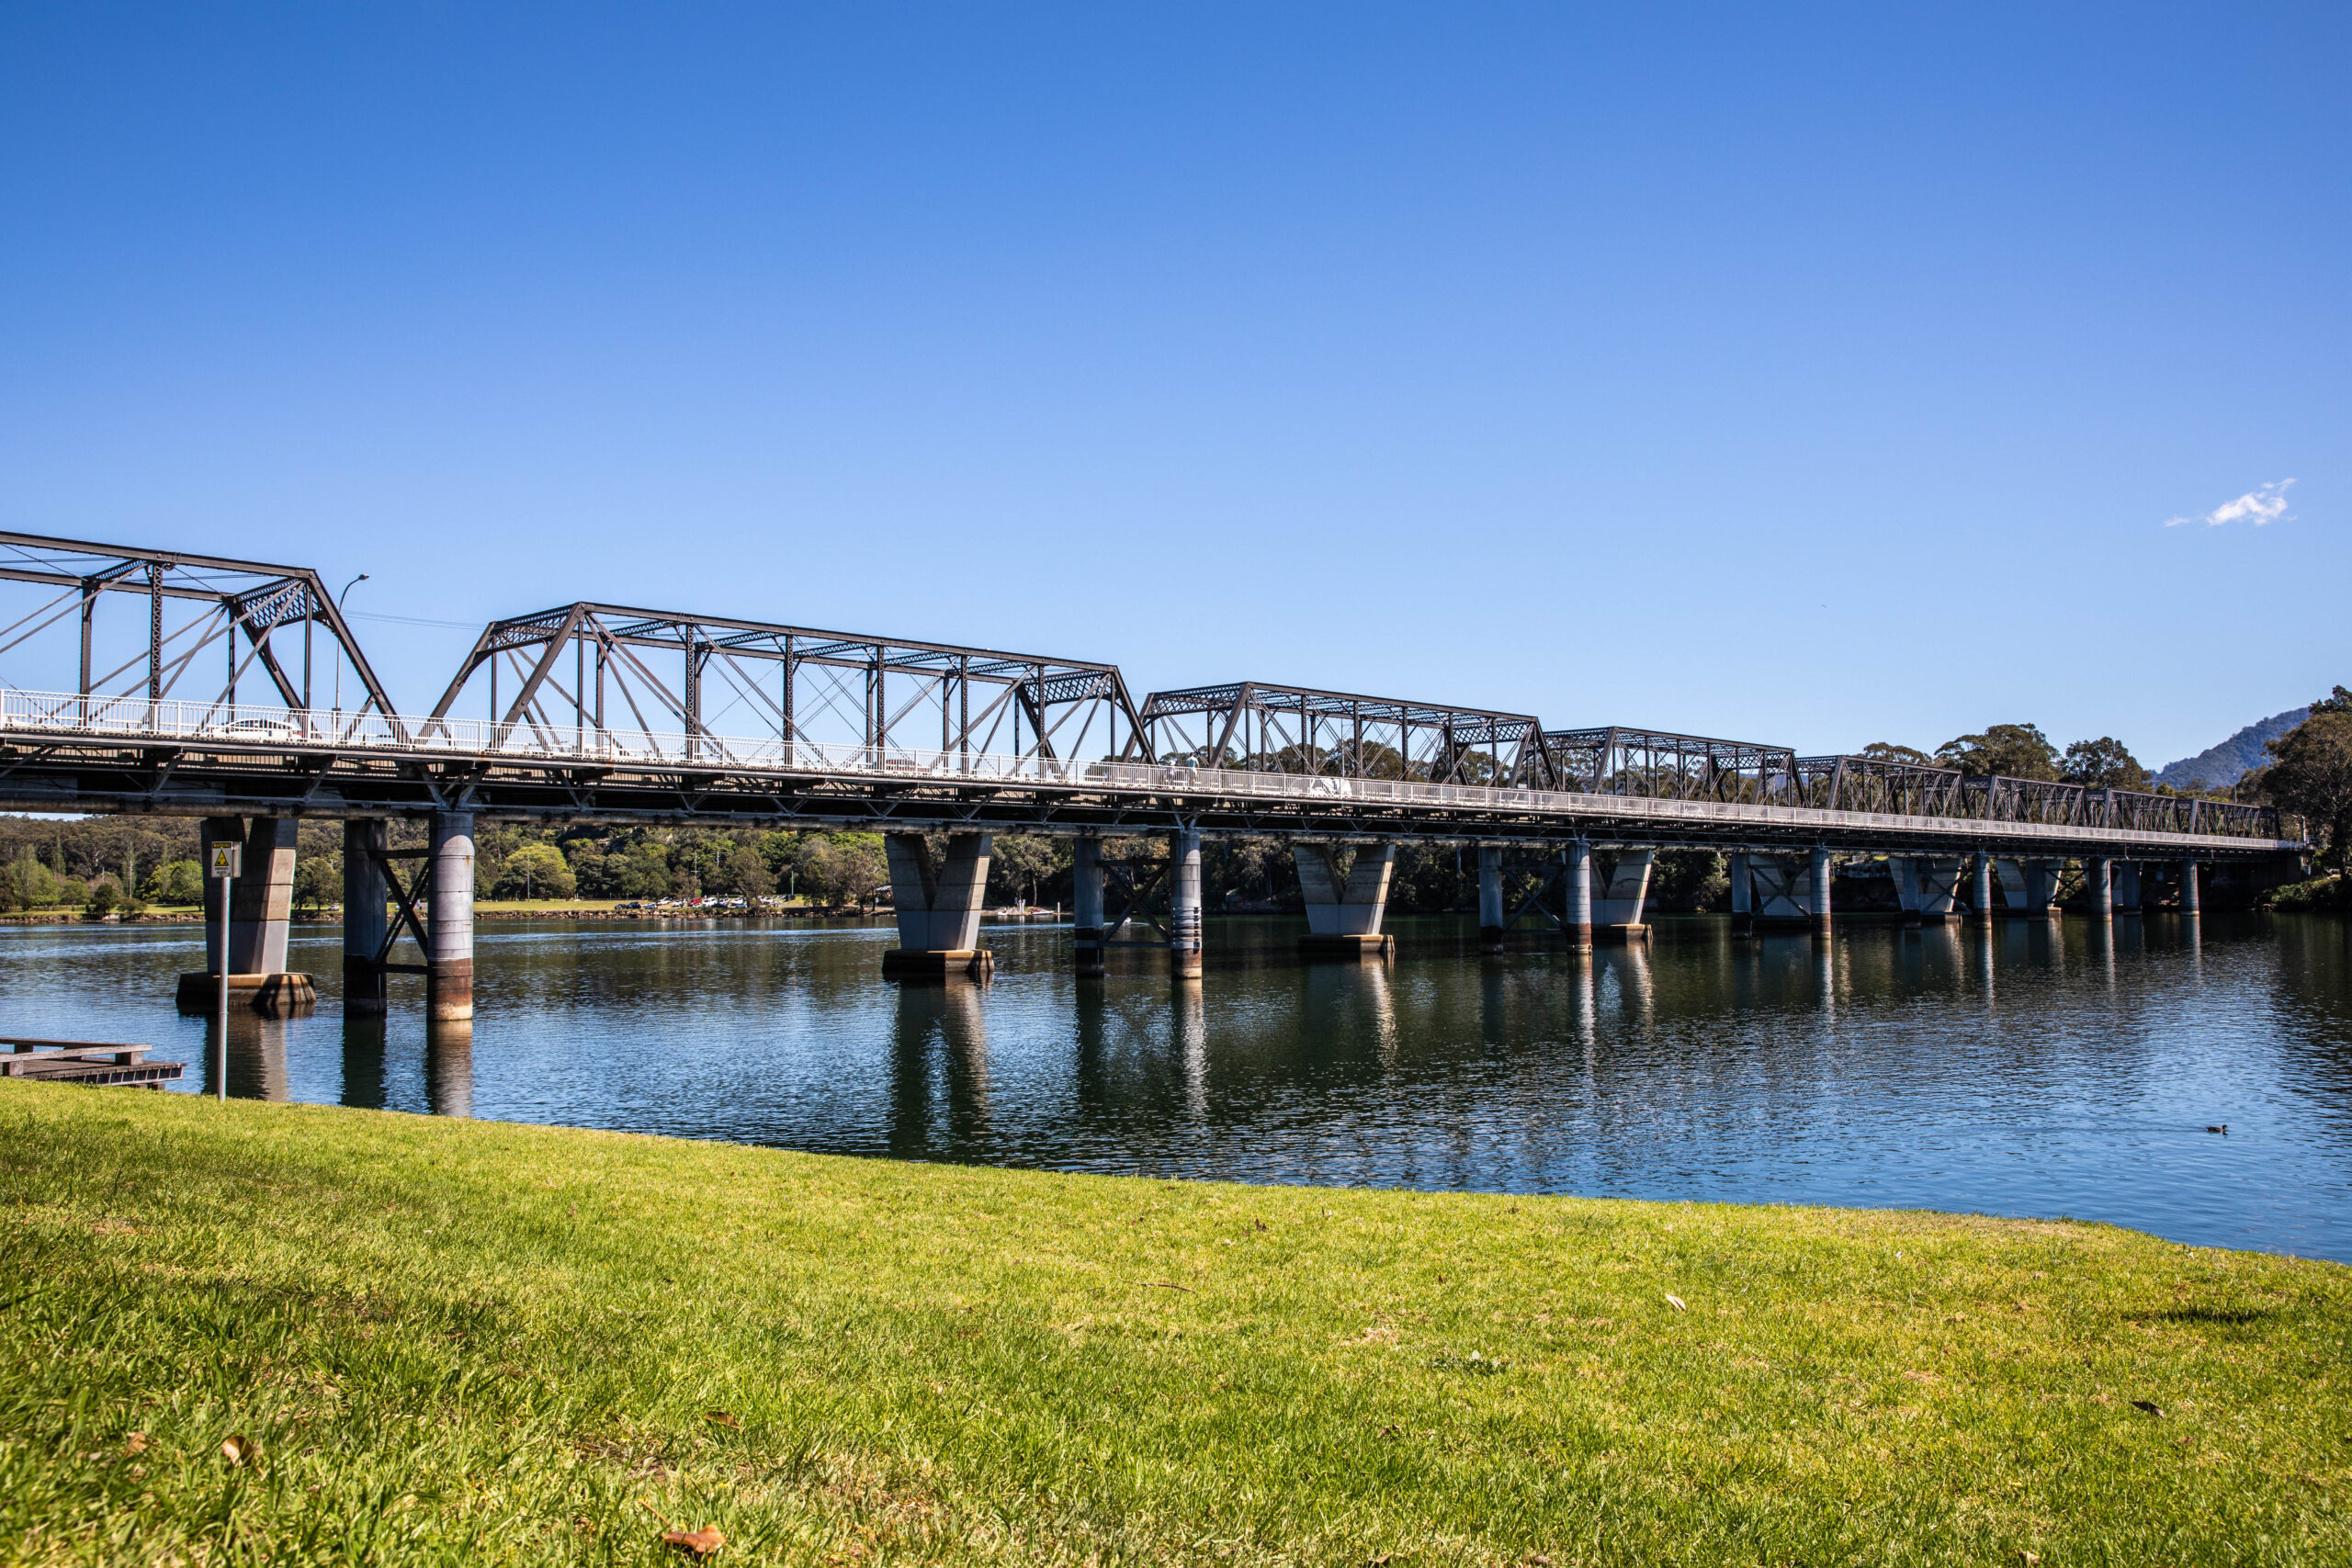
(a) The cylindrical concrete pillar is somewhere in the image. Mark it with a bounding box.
[342,818,389,1014]
[1728,851,1752,935]
[2180,858,2200,915]
[1168,828,1203,980]
[1072,835,1104,976]
[1969,850,1995,923]
[1565,842,1592,951]
[2087,856,2113,919]
[1809,845,1834,936]
[1476,844,1505,952]
[427,811,475,1021]
[2115,860,2142,914]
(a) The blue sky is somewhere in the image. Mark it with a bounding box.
[1,4,2343,765]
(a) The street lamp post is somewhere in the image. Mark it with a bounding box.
[332,572,369,732]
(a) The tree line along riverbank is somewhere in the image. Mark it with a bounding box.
[4,1082,2346,1565]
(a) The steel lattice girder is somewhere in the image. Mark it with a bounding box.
[427,602,1147,763]
[1137,681,1549,785]
[1791,754,2278,840]
[0,531,399,719]
[1537,726,1800,801]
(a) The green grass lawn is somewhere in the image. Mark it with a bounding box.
[3,1083,2346,1566]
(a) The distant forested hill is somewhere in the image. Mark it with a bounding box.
[2154,707,2307,790]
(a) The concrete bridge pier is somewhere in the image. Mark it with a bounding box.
[1891,856,1923,924]
[1809,846,1834,937]
[177,817,314,1016]
[1476,845,1506,953]
[427,811,477,1020]
[2181,859,2200,915]
[1729,852,1752,935]
[2114,861,2143,915]
[1070,835,1104,977]
[882,832,994,979]
[342,818,389,1014]
[1593,849,1654,941]
[2086,856,2114,919]
[1295,841,1396,959]
[2001,858,2062,918]
[1565,842,1593,952]
[1907,856,1966,923]
[1169,828,1204,980]
[1968,851,1996,923]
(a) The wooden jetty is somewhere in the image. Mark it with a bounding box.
[0,1037,183,1089]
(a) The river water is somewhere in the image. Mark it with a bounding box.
[6,913,2348,1261]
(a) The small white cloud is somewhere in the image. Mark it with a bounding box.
[2165,479,2294,528]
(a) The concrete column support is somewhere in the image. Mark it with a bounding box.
[1476,845,1505,953]
[179,816,312,1015]
[883,832,994,978]
[2115,860,2142,914]
[2180,859,2200,915]
[1728,852,1753,935]
[1565,842,1593,951]
[2025,859,2063,918]
[1296,841,1396,958]
[342,818,389,1014]
[1071,835,1105,976]
[1969,850,1995,923]
[1168,828,1204,980]
[1908,856,1966,923]
[1809,846,1834,936]
[427,811,476,1021]
[2087,857,2114,919]
[1593,848,1654,941]
[1891,855,1923,923]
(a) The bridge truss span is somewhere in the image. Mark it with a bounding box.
[1138,681,1550,787]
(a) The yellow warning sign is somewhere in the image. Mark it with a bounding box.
[209,843,241,879]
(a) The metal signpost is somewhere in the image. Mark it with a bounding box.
[208,840,240,1101]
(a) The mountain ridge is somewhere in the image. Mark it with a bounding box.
[2153,706,2308,791]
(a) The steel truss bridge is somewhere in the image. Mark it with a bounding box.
[0,531,2301,863]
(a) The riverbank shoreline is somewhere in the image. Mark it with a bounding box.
[5,1081,2344,1565]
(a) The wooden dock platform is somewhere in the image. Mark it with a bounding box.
[0,1037,184,1089]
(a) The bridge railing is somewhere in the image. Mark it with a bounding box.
[0,688,2291,845]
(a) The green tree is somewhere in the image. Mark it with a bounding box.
[84,875,120,918]
[2263,706,2352,866]
[1857,741,1934,767]
[708,843,775,898]
[16,852,60,908]
[989,835,1060,907]
[1935,723,2059,780]
[292,852,343,915]
[494,842,578,901]
[2060,737,2147,791]
[141,858,204,907]
[794,833,888,908]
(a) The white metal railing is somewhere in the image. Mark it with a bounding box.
[0,688,2299,852]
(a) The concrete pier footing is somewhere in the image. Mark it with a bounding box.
[1565,842,1593,951]
[1169,828,1204,979]
[1593,849,1653,941]
[343,819,389,1014]
[2087,857,2114,919]
[883,831,993,981]
[1071,835,1105,976]
[1296,841,1396,960]
[1476,845,1505,953]
[427,812,476,1021]
[177,816,311,1016]
[1968,851,1996,923]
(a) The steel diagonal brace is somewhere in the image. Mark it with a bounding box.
[367,847,434,969]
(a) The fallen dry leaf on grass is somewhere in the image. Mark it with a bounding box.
[219,1434,251,1466]
[122,1432,147,1456]
[663,1524,726,1556]
[1664,1294,1687,1312]
[703,1410,741,1429]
